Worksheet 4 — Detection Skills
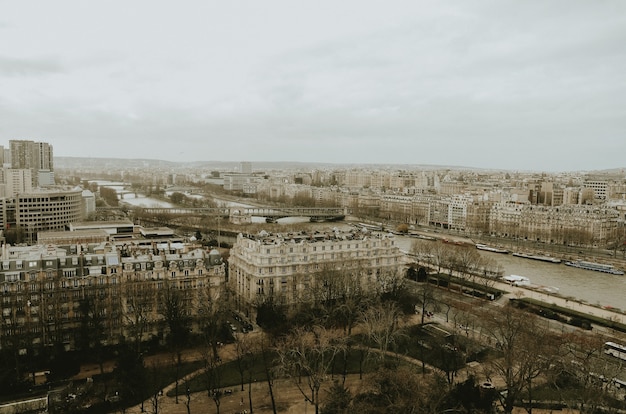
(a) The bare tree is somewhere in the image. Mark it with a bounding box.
[358,302,405,363]
[199,344,223,414]
[158,281,190,404]
[555,332,623,412]
[123,280,157,354]
[233,333,254,392]
[479,305,556,414]
[197,283,228,361]
[276,325,346,414]
[415,281,438,325]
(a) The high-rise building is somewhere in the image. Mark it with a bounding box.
[9,140,54,187]
[240,161,252,174]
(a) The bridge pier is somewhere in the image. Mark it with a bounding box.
[229,210,252,224]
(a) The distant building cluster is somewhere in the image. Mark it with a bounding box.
[215,165,626,247]
[53,157,626,247]
[0,140,96,243]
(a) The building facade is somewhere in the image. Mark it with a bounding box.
[0,242,226,353]
[229,229,405,317]
[489,202,619,246]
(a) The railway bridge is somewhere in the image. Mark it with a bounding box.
[101,206,348,223]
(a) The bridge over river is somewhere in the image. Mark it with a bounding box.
[103,206,348,223]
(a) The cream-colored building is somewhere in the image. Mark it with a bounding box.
[489,202,619,246]
[229,229,405,316]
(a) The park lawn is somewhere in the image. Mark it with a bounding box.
[175,348,417,396]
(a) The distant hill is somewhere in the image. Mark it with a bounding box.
[55,156,625,175]
[54,156,489,172]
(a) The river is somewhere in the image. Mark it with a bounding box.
[392,235,626,311]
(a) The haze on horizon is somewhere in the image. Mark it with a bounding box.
[1,1,625,173]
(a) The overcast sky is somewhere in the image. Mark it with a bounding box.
[1,1,625,172]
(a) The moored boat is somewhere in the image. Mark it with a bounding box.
[564,260,624,275]
[502,274,531,286]
[475,243,509,254]
[512,252,562,264]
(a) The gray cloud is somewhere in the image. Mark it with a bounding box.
[0,1,625,172]
[0,56,63,76]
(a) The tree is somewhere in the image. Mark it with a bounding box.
[233,333,254,392]
[451,245,482,283]
[113,345,148,410]
[77,295,107,374]
[479,305,556,414]
[197,283,229,361]
[358,302,405,364]
[123,281,157,354]
[99,186,119,207]
[351,366,447,414]
[169,191,187,204]
[276,326,346,414]
[159,281,191,404]
[200,345,223,414]
[415,281,439,325]
[322,381,352,414]
[554,332,621,413]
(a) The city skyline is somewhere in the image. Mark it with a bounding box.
[1,1,625,172]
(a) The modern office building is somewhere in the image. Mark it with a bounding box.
[229,229,405,317]
[0,242,226,352]
[15,188,84,242]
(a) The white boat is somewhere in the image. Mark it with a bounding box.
[476,244,509,254]
[502,274,531,286]
[512,252,562,264]
[564,260,624,275]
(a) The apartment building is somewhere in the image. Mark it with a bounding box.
[584,180,608,200]
[229,229,405,316]
[489,202,619,246]
[0,242,226,352]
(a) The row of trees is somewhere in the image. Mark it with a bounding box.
[411,239,503,282]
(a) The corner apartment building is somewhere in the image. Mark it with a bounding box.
[0,242,226,353]
[489,202,619,246]
[229,229,405,316]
